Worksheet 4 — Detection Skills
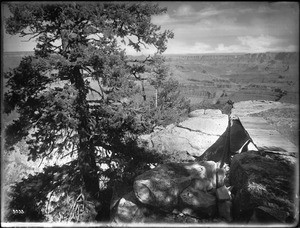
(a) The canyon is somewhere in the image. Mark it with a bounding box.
[2,51,299,224]
[165,52,299,106]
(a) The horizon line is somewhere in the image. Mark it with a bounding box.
[3,50,299,55]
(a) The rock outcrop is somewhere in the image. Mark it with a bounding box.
[111,161,230,223]
[139,109,228,161]
[230,151,297,224]
[231,100,297,117]
[117,103,298,224]
[111,149,297,224]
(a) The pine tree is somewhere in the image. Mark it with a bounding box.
[4,2,189,222]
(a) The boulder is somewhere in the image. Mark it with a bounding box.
[216,168,226,187]
[110,183,133,211]
[112,161,230,223]
[218,201,233,222]
[133,163,192,211]
[110,191,213,224]
[133,161,223,212]
[110,191,146,223]
[248,206,289,223]
[111,191,169,223]
[229,151,297,223]
[179,185,217,216]
[216,186,231,201]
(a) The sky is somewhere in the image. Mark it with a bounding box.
[2,1,299,54]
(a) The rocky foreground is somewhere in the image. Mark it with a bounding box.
[3,100,298,224]
[111,100,298,225]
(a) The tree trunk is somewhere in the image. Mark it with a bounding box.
[155,88,158,108]
[141,79,146,101]
[72,66,100,201]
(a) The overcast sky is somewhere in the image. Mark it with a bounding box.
[2,1,299,54]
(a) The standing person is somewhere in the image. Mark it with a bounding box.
[222,100,234,115]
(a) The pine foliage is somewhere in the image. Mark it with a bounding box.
[4,2,190,222]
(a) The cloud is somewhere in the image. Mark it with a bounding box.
[165,4,227,25]
[215,43,247,53]
[258,2,299,14]
[3,34,37,52]
[165,40,212,54]
[285,45,298,52]
[164,34,298,54]
[175,4,194,16]
[213,35,298,53]
[3,2,298,54]
[238,35,280,52]
[151,13,175,26]
[197,6,222,18]
[192,42,212,52]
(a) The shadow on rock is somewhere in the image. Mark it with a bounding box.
[229,150,297,224]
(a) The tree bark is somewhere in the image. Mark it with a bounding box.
[71,66,100,200]
[155,88,158,108]
[141,79,146,101]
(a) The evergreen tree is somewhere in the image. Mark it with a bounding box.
[4,2,189,222]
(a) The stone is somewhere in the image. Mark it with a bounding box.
[216,186,231,201]
[192,178,214,192]
[197,161,218,188]
[216,168,226,187]
[183,162,207,179]
[248,206,289,224]
[230,151,296,223]
[114,160,241,223]
[180,185,217,210]
[110,182,132,211]
[133,161,218,211]
[181,207,195,216]
[133,163,191,211]
[111,191,176,223]
[111,191,147,223]
[218,201,233,222]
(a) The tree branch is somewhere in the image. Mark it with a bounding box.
[20,31,42,41]
[60,149,78,159]
[87,86,104,98]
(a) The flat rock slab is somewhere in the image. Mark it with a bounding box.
[139,110,228,158]
[238,116,298,152]
[179,113,228,135]
[231,100,296,117]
